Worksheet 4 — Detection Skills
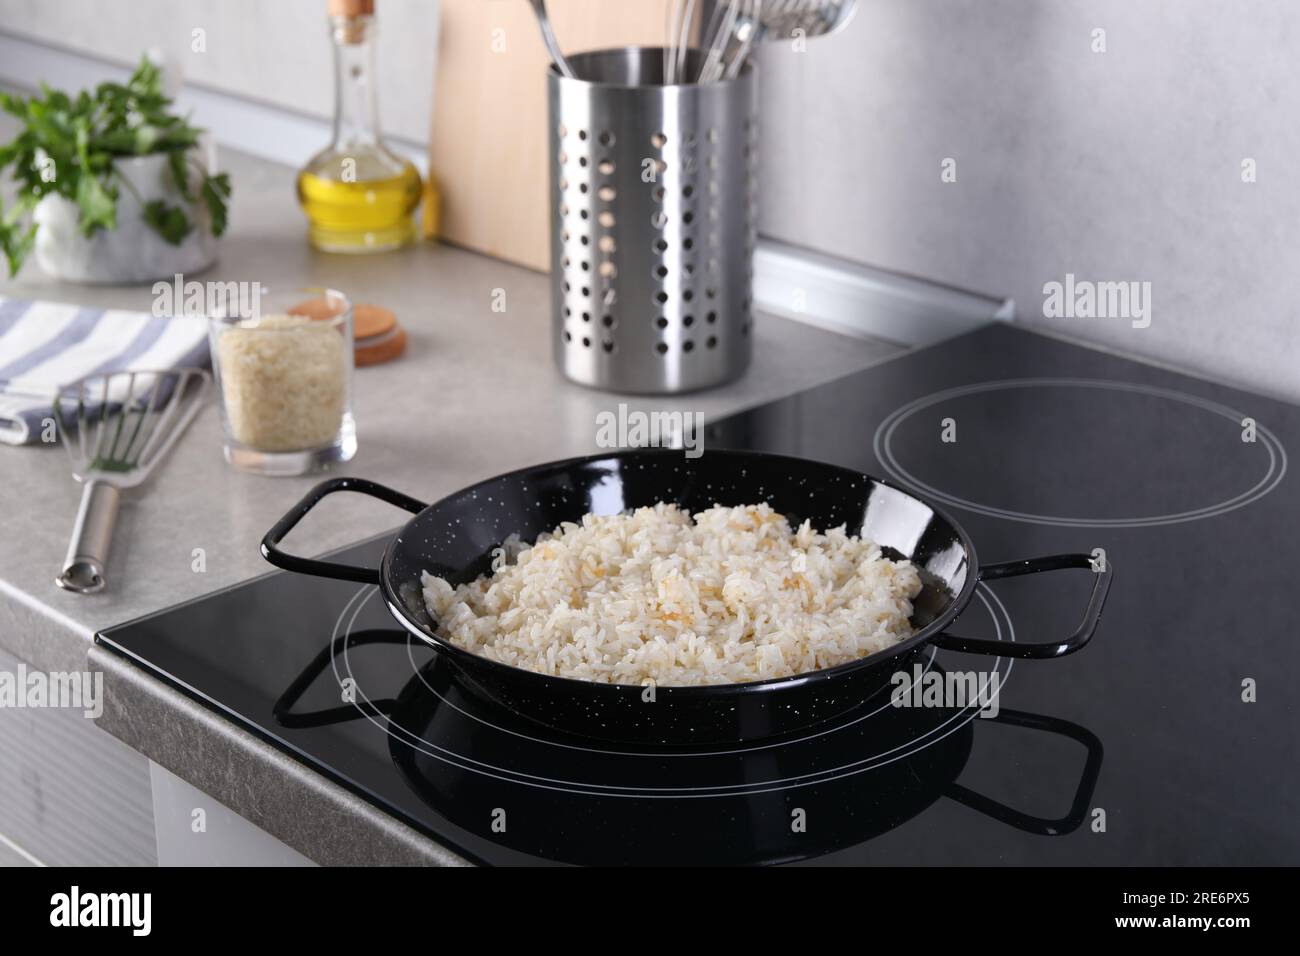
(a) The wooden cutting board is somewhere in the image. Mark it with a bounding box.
[428,0,680,272]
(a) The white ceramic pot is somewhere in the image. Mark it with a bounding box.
[33,153,219,284]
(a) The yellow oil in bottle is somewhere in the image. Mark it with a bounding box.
[297,151,423,253]
[298,2,434,254]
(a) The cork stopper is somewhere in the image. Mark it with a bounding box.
[328,0,373,17]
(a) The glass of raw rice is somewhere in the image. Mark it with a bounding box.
[208,286,356,475]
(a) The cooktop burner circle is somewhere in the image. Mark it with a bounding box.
[330,584,1015,798]
[873,377,1287,527]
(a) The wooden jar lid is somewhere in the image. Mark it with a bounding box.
[352,303,396,339]
[290,297,407,366]
[353,304,406,365]
[355,323,408,367]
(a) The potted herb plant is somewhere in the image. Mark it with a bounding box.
[0,57,230,283]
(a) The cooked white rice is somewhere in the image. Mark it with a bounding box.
[420,502,923,687]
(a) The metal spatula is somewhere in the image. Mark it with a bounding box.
[698,0,859,83]
[54,367,211,593]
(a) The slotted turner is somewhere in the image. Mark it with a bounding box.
[54,367,211,593]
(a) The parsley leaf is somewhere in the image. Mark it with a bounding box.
[75,173,117,235]
[201,171,231,237]
[0,219,36,277]
[142,199,192,244]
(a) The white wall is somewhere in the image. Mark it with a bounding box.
[0,0,439,147]
[758,0,1300,400]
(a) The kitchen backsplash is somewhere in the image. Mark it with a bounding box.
[1,0,1294,400]
[0,0,438,144]
[757,0,1300,401]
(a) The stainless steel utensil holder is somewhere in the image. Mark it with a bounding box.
[548,47,757,394]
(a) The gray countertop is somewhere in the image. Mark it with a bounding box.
[0,140,904,863]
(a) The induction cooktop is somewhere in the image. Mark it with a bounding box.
[98,324,1300,865]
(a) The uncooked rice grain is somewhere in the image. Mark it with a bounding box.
[215,313,347,452]
[421,502,923,686]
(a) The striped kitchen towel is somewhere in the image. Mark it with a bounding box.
[0,296,210,445]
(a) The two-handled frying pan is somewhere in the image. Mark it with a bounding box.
[262,449,1111,745]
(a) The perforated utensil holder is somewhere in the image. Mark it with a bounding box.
[548,47,757,394]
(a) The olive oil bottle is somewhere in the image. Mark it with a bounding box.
[297,0,427,252]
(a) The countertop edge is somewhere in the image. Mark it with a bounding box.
[88,643,471,867]
[0,576,95,675]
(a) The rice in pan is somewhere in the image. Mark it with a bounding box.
[421,503,923,687]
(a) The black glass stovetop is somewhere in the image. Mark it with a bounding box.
[98,324,1300,865]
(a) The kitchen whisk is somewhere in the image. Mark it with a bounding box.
[53,367,210,593]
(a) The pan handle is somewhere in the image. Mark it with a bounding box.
[943,708,1103,836]
[261,477,427,585]
[932,553,1111,660]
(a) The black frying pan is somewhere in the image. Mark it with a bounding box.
[262,449,1111,745]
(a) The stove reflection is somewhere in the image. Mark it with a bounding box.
[275,630,1102,865]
